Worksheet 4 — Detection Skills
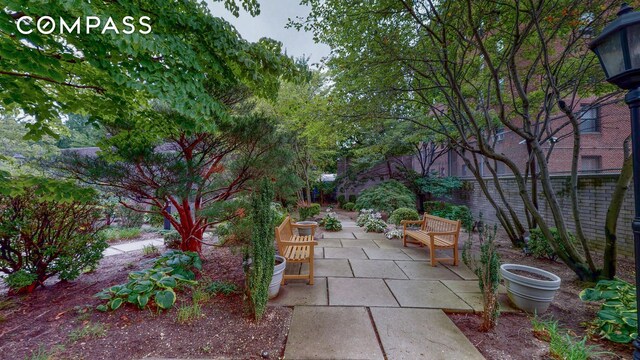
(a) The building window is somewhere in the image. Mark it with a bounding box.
[496,161,506,175]
[579,105,600,133]
[581,156,602,172]
[495,126,505,141]
[461,164,467,177]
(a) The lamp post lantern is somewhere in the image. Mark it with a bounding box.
[590,4,640,358]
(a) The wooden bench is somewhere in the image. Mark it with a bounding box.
[401,214,461,267]
[275,216,318,285]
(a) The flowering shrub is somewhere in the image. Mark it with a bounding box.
[322,212,343,231]
[385,228,403,239]
[364,218,387,233]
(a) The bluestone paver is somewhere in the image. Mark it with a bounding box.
[353,232,387,240]
[324,247,368,259]
[341,239,379,248]
[350,259,408,279]
[315,239,343,248]
[284,306,384,360]
[386,280,472,311]
[110,238,163,252]
[371,307,485,360]
[444,263,478,280]
[328,278,398,307]
[301,259,353,277]
[401,247,431,261]
[364,247,412,260]
[395,261,461,280]
[373,238,406,249]
[456,292,519,313]
[314,247,324,258]
[270,278,328,306]
[322,231,356,239]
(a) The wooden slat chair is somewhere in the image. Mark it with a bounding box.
[401,214,461,267]
[275,216,318,285]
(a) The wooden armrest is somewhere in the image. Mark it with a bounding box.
[401,220,423,225]
[291,223,318,229]
[279,240,318,246]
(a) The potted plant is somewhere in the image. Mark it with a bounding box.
[500,263,561,314]
[269,255,287,299]
[295,200,319,236]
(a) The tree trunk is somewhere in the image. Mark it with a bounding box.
[602,138,633,279]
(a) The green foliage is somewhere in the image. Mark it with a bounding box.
[206,281,238,296]
[356,209,378,227]
[68,322,107,342]
[163,231,182,250]
[337,195,346,208]
[426,201,473,232]
[417,175,462,199]
[532,316,606,360]
[99,227,142,242]
[142,244,160,257]
[322,213,343,231]
[247,178,276,320]
[5,270,38,291]
[0,177,107,293]
[462,224,501,330]
[116,204,145,228]
[580,279,637,344]
[1,0,300,140]
[348,195,357,203]
[355,180,416,213]
[298,201,321,221]
[95,250,201,311]
[528,228,561,261]
[388,207,420,226]
[343,202,356,211]
[364,218,387,233]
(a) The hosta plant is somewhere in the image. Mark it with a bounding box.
[385,228,403,239]
[322,213,342,231]
[356,209,381,227]
[95,250,201,311]
[364,218,387,233]
[579,279,637,343]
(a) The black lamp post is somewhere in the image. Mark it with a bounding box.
[590,4,640,358]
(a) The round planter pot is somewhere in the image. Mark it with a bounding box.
[268,255,287,299]
[500,264,561,314]
[295,221,318,236]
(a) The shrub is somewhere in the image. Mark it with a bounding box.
[95,250,201,311]
[116,204,145,228]
[337,194,346,208]
[298,201,321,221]
[426,201,473,231]
[528,228,560,260]
[164,230,182,249]
[580,279,637,343]
[0,177,108,294]
[247,178,276,320]
[364,218,387,233]
[388,207,420,226]
[462,223,501,331]
[356,209,378,227]
[385,228,403,239]
[348,194,357,203]
[322,213,343,231]
[355,180,416,213]
[343,202,356,211]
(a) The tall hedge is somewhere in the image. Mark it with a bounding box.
[247,178,275,320]
[355,180,416,213]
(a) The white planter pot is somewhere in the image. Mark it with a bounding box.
[500,264,561,314]
[295,221,317,236]
[268,255,287,299]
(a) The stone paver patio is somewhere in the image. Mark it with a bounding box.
[271,212,515,359]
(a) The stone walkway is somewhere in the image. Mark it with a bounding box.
[271,214,516,360]
[103,238,165,256]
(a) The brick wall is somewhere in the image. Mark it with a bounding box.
[452,174,636,258]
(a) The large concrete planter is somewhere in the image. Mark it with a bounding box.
[295,221,318,236]
[268,255,287,299]
[500,264,561,314]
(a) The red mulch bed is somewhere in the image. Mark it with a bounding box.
[0,247,292,359]
[448,231,634,360]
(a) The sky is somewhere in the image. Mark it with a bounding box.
[206,0,331,68]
